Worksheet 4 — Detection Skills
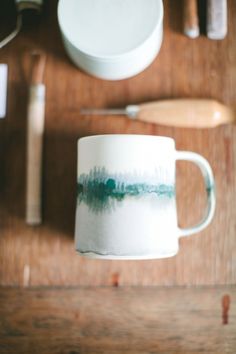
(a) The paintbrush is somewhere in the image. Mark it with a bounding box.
[183,0,200,38]
[26,51,46,225]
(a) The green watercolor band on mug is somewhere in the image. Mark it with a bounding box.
[77,166,175,212]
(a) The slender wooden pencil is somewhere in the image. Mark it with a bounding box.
[183,0,200,38]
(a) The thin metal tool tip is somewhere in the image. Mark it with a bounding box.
[80,108,127,116]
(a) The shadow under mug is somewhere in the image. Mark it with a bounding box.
[75,135,216,260]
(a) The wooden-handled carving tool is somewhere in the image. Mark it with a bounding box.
[183,0,200,38]
[26,52,46,225]
[81,99,234,128]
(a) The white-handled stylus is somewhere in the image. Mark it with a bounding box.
[26,52,46,225]
[207,0,227,40]
[0,64,8,118]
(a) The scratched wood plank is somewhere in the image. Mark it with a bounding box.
[0,286,235,354]
[0,0,236,286]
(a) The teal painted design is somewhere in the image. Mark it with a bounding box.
[77,167,175,212]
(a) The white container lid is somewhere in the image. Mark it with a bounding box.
[58,0,163,59]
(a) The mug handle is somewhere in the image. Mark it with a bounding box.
[175,151,216,237]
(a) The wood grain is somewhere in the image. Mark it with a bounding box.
[0,286,235,354]
[0,0,236,286]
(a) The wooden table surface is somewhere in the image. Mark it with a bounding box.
[0,0,236,287]
[0,286,235,354]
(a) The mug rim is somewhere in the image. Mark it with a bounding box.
[78,134,174,145]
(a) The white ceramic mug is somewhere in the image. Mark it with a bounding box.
[75,135,216,260]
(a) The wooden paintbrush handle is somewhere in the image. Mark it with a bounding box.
[183,0,199,38]
[26,84,45,225]
[137,99,234,128]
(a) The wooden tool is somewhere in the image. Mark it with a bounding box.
[183,0,199,38]
[26,52,46,225]
[207,0,227,40]
[81,99,234,128]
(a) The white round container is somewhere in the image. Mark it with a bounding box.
[58,0,163,80]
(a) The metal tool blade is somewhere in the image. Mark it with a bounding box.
[80,108,127,116]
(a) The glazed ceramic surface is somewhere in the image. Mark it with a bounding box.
[58,0,163,80]
[75,135,216,259]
